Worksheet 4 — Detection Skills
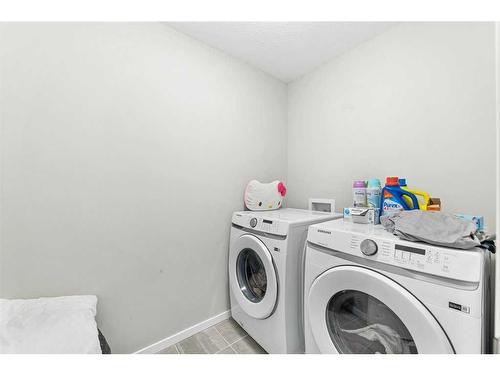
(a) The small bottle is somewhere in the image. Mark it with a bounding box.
[366,178,381,208]
[352,180,367,207]
[366,178,382,224]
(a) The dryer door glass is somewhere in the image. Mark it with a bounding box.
[326,290,417,354]
[236,248,267,303]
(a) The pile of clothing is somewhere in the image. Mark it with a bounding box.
[380,210,495,252]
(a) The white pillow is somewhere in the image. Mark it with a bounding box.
[0,295,102,354]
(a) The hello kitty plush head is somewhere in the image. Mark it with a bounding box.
[244,180,287,211]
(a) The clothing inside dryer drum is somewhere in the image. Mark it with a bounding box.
[326,290,417,354]
[236,248,267,303]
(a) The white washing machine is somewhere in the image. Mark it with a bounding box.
[229,208,342,353]
[304,220,493,354]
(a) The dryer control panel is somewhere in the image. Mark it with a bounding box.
[308,222,483,283]
[232,213,287,236]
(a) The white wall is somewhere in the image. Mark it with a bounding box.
[0,23,287,353]
[287,23,497,229]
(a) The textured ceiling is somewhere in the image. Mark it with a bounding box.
[167,22,395,82]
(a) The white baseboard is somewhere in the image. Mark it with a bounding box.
[134,310,231,354]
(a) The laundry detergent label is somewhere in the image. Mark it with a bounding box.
[382,198,403,212]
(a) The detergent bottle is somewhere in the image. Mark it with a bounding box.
[380,177,420,217]
[399,178,431,210]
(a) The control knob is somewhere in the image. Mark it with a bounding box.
[360,239,378,256]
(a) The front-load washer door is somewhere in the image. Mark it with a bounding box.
[229,234,278,319]
[307,266,454,354]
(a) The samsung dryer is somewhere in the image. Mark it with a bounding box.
[304,220,492,354]
[229,208,342,353]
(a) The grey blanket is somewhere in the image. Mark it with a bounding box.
[380,210,481,249]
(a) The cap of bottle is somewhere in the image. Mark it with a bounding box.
[385,176,399,186]
[353,180,366,188]
[366,178,381,188]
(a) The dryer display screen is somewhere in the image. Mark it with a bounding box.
[395,244,426,256]
[263,219,273,224]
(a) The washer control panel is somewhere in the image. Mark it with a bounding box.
[308,224,482,283]
[348,234,480,282]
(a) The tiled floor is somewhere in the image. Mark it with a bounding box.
[157,318,267,354]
